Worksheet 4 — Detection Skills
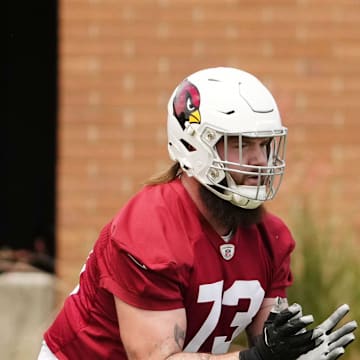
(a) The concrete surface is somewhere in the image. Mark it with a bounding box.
[0,272,55,360]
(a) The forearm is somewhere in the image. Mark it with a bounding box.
[166,351,241,360]
[166,347,262,360]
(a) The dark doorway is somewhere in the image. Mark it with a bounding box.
[4,1,58,272]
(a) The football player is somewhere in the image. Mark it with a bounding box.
[39,67,356,360]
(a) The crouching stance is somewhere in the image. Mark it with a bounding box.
[39,67,357,360]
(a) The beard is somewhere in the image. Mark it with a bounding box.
[199,185,265,230]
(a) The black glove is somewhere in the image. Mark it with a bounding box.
[239,303,323,360]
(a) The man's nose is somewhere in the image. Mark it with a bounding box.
[247,146,268,166]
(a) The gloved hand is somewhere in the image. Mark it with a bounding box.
[297,304,357,360]
[239,302,323,360]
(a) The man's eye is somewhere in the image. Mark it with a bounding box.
[261,139,272,147]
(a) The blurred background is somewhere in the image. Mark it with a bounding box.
[4,0,360,359]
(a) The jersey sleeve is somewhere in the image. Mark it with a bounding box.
[100,240,185,311]
[261,213,296,299]
[99,188,188,311]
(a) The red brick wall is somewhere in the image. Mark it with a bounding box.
[57,0,360,293]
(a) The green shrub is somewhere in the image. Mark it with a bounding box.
[288,205,360,359]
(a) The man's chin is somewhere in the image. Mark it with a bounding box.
[199,185,265,230]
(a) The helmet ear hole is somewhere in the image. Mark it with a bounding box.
[180,139,197,152]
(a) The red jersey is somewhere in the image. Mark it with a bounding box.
[44,179,295,359]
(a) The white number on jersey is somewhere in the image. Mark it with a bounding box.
[184,280,265,354]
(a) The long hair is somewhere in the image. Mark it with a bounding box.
[145,162,182,185]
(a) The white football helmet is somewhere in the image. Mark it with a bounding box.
[167,67,287,209]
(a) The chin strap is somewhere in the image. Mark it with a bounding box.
[224,174,266,209]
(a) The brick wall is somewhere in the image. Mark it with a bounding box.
[57,0,360,293]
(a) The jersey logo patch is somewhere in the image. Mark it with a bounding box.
[219,244,235,261]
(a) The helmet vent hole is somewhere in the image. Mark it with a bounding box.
[180,139,196,152]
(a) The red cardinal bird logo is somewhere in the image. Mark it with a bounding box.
[173,80,201,129]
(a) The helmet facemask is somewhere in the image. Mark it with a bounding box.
[204,130,287,209]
